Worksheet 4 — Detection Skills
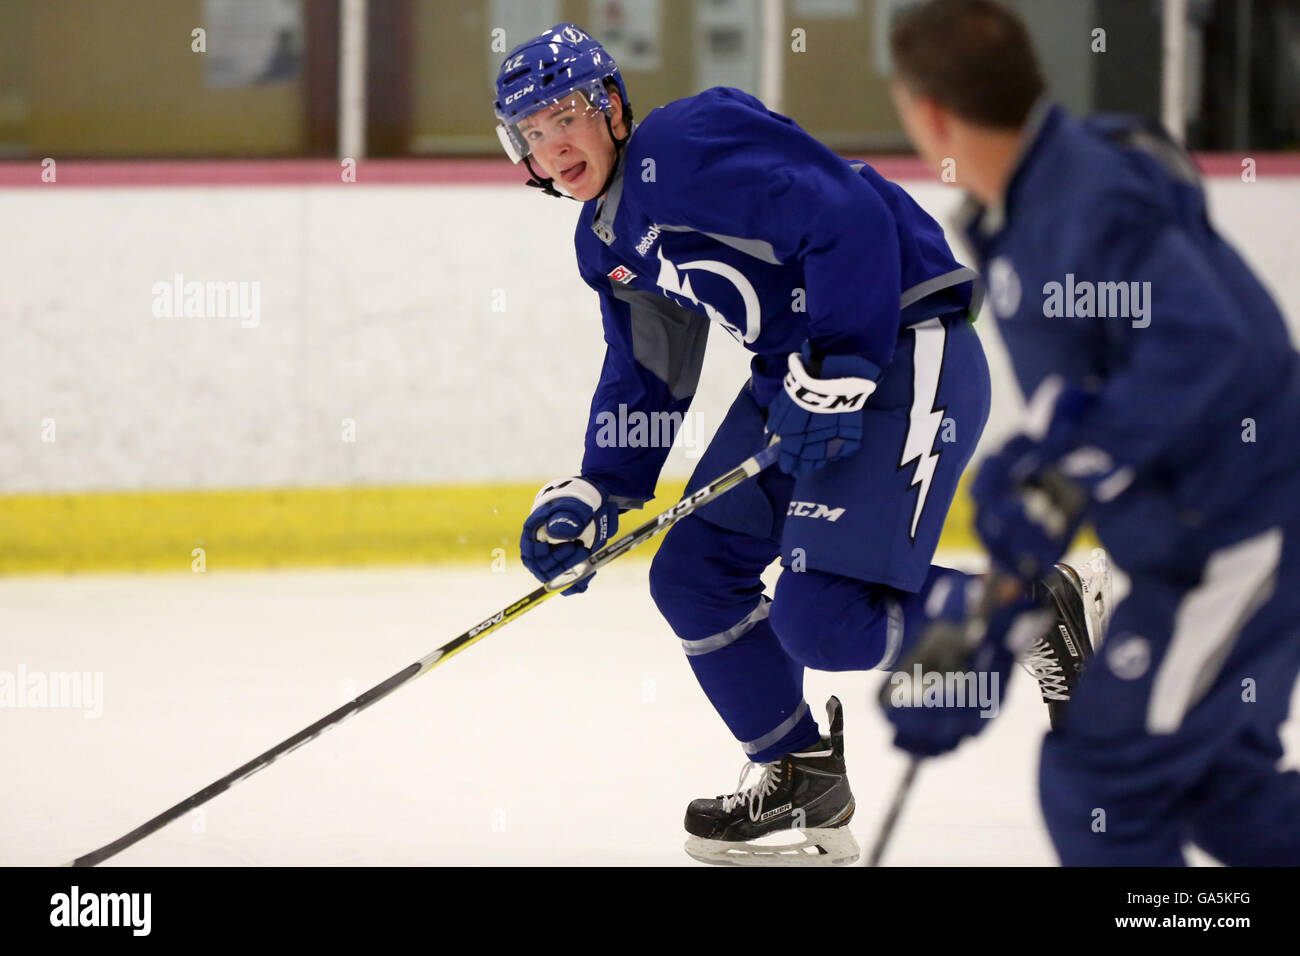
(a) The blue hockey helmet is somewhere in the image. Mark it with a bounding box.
[492,23,630,168]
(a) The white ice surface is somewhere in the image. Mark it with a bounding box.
[2,557,1297,867]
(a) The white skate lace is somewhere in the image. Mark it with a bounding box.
[1020,637,1069,701]
[721,759,784,822]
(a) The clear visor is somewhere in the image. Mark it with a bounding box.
[496,87,607,165]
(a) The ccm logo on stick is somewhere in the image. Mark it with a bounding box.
[468,610,504,637]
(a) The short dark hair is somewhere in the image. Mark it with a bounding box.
[890,0,1045,129]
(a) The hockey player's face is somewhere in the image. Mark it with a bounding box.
[518,94,616,201]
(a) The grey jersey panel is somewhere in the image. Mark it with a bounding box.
[900,267,980,308]
[609,284,711,401]
[657,224,783,265]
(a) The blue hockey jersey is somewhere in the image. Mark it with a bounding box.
[961,102,1300,570]
[573,87,977,506]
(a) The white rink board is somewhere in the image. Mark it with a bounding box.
[5,558,1294,866]
[2,178,1298,494]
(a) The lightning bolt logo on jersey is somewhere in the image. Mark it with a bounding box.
[898,318,949,541]
[654,247,762,344]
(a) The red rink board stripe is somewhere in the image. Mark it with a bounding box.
[0,154,1296,187]
[0,158,530,187]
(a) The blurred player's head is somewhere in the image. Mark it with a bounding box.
[493,24,632,202]
[888,0,1045,201]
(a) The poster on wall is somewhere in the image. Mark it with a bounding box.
[873,0,925,76]
[693,0,760,95]
[203,0,303,89]
[488,0,561,86]
[793,0,860,17]
[589,0,661,71]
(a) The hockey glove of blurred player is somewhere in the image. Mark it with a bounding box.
[765,342,881,477]
[520,476,619,595]
[972,378,1133,580]
[880,574,1053,757]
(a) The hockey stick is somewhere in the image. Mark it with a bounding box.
[866,572,1023,866]
[866,757,920,866]
[66,442,781,867]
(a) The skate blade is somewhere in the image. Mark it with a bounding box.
[1080,548,1113,649]
[684,826,860,867]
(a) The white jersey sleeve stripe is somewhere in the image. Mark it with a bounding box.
[1147,527,1283,734]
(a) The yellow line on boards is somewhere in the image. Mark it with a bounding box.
[0,479,998,574]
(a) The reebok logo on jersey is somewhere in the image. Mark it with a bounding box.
[608,265,636,284]
[787,501,846,522]
[636,224,661,256]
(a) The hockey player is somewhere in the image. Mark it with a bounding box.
[494,23,1099,865]
[887,0,1300,864]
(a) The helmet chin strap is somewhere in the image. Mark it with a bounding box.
[523,112,630,202]
[522,156,569,199]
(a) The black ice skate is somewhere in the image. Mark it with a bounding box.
[1020,550,1112,730]
[683,697,859,866]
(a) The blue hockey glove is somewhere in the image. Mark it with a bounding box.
[520,476,619,595]
[765,342,881,477]
[972,379,1132,580]
[879,575,1052,758]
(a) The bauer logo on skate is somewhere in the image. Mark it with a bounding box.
[887,664,1002,719]
[759,802,792,822]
